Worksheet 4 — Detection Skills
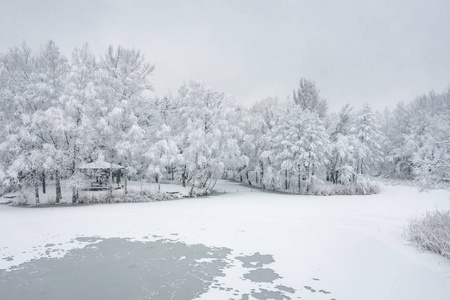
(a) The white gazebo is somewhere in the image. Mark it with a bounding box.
[79,160,125,188]
[79,160,125,171]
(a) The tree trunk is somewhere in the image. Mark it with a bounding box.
[42,172,46,194]
[260,161,264,189]
[109,161,113,200]
[306,165,312,193]
[18,172,22,191]
[71,168,77,204]
[360,158,364,175]
[156,175,160,193]
[124,166,128,195]
[285,169,288,190]
[297,164,302,194]
[182,165,187,187]
[71,143,78,204]
[189,154,198,197]
[246,170,252,186]
[72,187,77,204]
[33,169,39,205]
[55,169,62,204]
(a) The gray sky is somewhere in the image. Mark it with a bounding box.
[1,0,449,112]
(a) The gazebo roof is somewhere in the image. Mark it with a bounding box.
[79,160,125,170]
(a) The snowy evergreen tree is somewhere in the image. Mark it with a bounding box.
[293,78,328,119]
[327,104,358,184]
[353,103,383,178]
[271,103,329,193]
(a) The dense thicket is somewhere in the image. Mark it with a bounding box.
[0,42,449,203]
[379,90,450,188]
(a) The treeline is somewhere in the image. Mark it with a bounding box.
[0,41,449,204]
[379,91,450,186]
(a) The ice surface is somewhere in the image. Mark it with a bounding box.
[0,180,449,300]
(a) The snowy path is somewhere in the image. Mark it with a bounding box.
[0,180,449,300]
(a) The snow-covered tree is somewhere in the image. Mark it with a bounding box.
[175,81,245,196]
[271,103,329,193]
[379,88,450,187]
[32,41,71,203]
[293,78,328,119]
[97,45,154,196]
[0,42,50,204]
[247,97,282,187]
[327,104,358,184]
[412,103,450,188]
[147,124,182,191]
[65,44,98,203]
[353,103,383,177]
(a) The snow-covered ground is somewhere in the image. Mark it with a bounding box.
[1,180,449,299]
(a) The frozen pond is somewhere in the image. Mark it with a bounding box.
[0,237,327,300]
[1,180,449,299]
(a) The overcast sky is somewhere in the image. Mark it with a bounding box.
[1,0,449,112]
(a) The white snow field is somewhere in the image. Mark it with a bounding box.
[1,180,449,300]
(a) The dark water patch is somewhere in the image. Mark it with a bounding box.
[252,288,291,300]
[44,244,55,248]
[276,285,296,293]
[2,256,13,261]
[319,289,330,294]
[240,294,250,300]
[243,268,281,283]
[312,278,319,281]
[75,236,101,243]
[304,285,317,293]
[0,237,231,300]
[236,252,275,268]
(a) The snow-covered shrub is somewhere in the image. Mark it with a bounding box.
[77,186,179,204]
[311,181,380,196]
[188,186,210,197]
[15,188,34,205]
[0,180,18,197]
[406,210,450,259]
[47,197,56,205]
[134,186,182,201]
